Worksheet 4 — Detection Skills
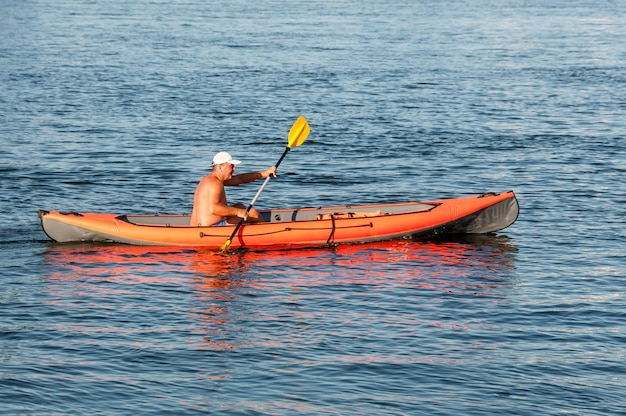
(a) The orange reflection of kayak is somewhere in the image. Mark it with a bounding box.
[41,236,517,351]
[39,191,519,249]
[42,235,517,292]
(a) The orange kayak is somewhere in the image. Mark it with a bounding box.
[39,191,519,249]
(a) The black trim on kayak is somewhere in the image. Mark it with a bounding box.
[116,214,191,227]
[60,211,84,217]
[412,195,519,239]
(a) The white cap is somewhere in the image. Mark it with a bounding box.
[212,151,242,166]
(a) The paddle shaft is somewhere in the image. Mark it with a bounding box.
[219,115,309,253]
[242,146,290,218]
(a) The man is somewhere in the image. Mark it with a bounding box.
[190,151,276,227]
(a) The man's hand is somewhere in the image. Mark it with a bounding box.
[247,207,264,222]
[262,166,277,178]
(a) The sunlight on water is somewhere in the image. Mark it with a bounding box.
[1,0,625,414]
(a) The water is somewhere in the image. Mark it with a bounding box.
[1,0,625,414]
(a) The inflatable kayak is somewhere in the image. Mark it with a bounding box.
[39,191,519,249]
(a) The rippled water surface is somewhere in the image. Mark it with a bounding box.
[1,0,625,414]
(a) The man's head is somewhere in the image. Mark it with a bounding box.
[212,151,242,167]
[212,152,241,180]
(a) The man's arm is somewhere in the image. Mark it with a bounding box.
[224,167,276,186]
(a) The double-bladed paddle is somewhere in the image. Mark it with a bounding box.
[219,115,310,253]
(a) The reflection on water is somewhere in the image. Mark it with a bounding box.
[41,235,518,291]
[27,236,523,416]
[40,236,518,352]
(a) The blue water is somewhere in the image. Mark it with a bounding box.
[1,0,625,414]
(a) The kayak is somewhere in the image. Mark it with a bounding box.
[39,191,519,249]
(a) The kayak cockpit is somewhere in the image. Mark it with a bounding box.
[117,202,439,227]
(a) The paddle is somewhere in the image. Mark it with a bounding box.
[219,115,310,253]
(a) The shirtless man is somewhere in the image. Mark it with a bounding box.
[190,151,276,227]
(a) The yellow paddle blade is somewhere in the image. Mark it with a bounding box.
[219,239,232,253]
[287,115,310,148]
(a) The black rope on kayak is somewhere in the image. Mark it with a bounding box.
[288,223,373,231]
[199,222,373,239]
[326,215,336,245]
[199,228,296,239]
